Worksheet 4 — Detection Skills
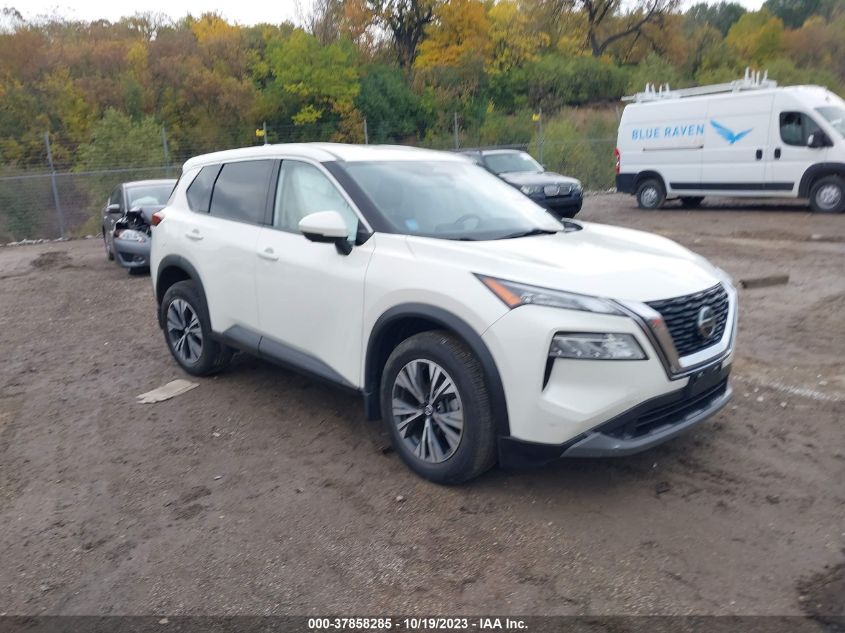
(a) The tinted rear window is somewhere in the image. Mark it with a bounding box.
[186,165,220,213]
[209,160,273,225]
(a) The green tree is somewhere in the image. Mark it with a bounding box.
[685,2,746,35]
[725,10,785,65]
[763,0,821,28]
[356,65,428,142]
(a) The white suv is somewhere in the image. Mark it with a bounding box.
[150,143,737,483]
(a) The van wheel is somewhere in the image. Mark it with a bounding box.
[160,280,233,376]
[380,330,496,485]
[680,196,704,209]
[809,176,845,213]
[636,179,665,209]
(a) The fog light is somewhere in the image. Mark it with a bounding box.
[549,333,646,360]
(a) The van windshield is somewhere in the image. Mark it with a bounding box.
[343,160,562,241]
[817,106,845,138]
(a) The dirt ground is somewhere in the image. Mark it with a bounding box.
[0,194,843,617]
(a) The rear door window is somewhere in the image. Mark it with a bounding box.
[210,160,273,225]
[186,165,221,213]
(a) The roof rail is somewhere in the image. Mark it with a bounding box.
[622,68,777,103]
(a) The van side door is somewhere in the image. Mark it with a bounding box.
[767,95,829,195]
[702,94,774,194]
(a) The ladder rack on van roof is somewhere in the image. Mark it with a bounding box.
[622,68,777,103]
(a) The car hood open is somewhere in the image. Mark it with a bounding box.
[404,221,725,303]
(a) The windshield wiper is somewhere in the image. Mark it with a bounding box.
[497,228,558,240]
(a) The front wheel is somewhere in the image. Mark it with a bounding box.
[636,179,666,209]
[380,330,496,484]
[103,229,114,261]
[160,280,233,376]
[809,176,845,213]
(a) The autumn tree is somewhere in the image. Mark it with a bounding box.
[367,0,439,68]
[578,0,681,58]
[725,10,785,65]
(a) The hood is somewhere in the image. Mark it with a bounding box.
[499,171,580,187]
[404,222,724,303]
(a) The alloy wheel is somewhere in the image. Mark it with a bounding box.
[166,298,203,364]
[392,359,464,463]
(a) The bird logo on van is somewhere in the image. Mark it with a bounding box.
[710,120,752,145]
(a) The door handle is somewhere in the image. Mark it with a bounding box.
[258,247,279,261]
[185,229,203,241]
[755,149,762,160]
[774,148,782,159]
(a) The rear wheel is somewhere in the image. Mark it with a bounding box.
[380,330,496,484]
[809,176,845,213]
[680,196,704,209]
[636,178,666,209]
[160,280,233,376]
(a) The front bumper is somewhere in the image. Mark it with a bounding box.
[530,193,583,216]
[482,299,735,466]
[113,236,151,268]
[499,369,731,467]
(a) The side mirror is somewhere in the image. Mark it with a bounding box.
[107,203,122,214]
[298,211,352,255]
[807,133,829,149]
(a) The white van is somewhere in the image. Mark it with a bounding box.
[615,71,845,213]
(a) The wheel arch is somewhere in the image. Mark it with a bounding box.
[363,303,510,437]
[798,162,845,198]
[634,170,666,192]
[155,255,206,328]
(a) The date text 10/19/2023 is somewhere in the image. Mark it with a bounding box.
[307,617,529,630]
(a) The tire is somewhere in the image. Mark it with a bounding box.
[103,229,114,261]
[160,280,233,376]
[809,175,845,214]
[636,178,666,209]
[380,330,497,484]
[680,196,704,209]
[560,203,582,219]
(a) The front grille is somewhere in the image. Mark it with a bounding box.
[646,283,729,357]
[544,183,572,197]
[605,379,728,440]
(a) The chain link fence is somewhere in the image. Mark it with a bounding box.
[0,127,617,243]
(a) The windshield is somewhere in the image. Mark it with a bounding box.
[344,160,562,241]
[127,183,174,207]
[483,152,543,175]
[816,106,845,138]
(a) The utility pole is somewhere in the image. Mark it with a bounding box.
[453,112,459,150]
[263,121,268,145]
[363,118,369,145]
[161,125,171,178]
[538,106,544,164]
[43,132,65,239]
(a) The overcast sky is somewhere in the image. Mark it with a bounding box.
[13,0,766,27]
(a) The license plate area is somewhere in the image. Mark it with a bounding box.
[686,361,729,397]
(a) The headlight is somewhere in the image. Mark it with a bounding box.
[520,185,543,195]
[572,181,583,194]
[114,229,147,242]
[550,333,645,360]
[477,275,623,315]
